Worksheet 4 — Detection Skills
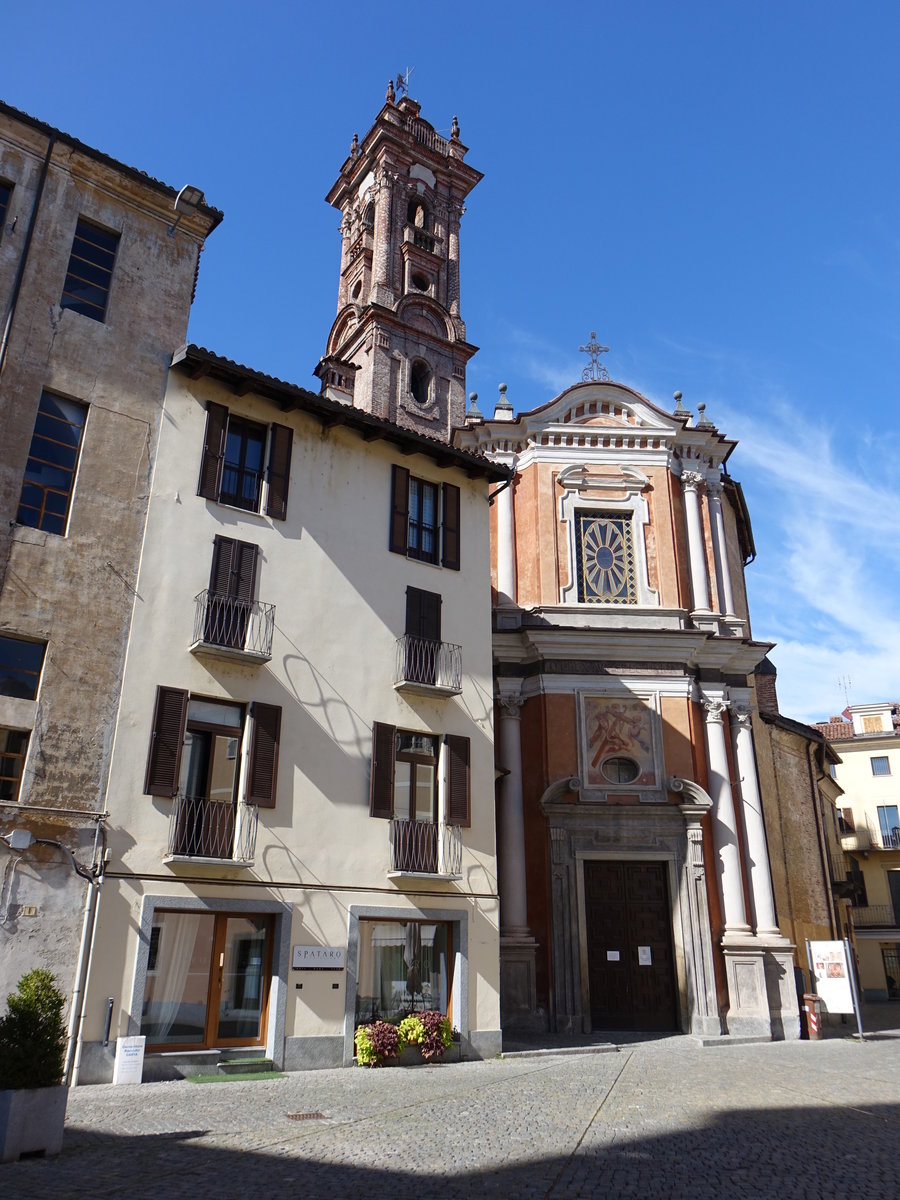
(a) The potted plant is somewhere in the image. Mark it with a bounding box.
[397,1011,453,1063]
[0,969,68,1163]
[354,1019,401,1067]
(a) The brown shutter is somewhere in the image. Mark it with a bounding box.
[406,587,441,641]
[446,734,470,827]
[441,482,460,570]
[197,401,228,499]
[265,423,293,520]
[209,536,259,599]
[389,465,410,554]
[143,686,189,796]
[369,722,396,818]
[248,702,281,808]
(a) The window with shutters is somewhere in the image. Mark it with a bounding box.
[191,537,274,661]
[0,181,11,242]
[144,686,281,863]
[197,401,293,520]
[369,722,469,877]
[389,465,460,569]
[394,587,461,695]
[60,217,119,322]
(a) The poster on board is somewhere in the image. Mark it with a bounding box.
[809,941,855,1014]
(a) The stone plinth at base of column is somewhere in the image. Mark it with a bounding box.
[722,945,773,1040]
[500,935,546,1033]
[760,940,801,1041]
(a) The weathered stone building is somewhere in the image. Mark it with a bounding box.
[0,102,220,1005]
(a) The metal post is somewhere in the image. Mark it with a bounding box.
[844,936,865,1041]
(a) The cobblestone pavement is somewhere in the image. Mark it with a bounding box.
[7,1025,900,1199]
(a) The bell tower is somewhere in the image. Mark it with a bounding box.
[317,83,482,443]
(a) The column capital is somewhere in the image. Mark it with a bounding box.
[706,479,724,501]
[681,469,705,492]
[730,704,753,728]
[701,697,729,724]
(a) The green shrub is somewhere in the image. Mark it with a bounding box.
[0,969,67,1089]
[354,1020,400,1067]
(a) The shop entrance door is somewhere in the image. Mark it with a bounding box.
[585,860,677,1031]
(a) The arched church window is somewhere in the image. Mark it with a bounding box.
[407,198,429,230]
[362,202,374,232]
[410,360,431,406]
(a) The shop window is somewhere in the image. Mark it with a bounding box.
[355,919,452,1026]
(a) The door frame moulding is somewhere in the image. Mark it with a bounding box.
[129,893,292,1065]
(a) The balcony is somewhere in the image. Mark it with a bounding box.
[403,224,440,254]
[393,635,462,697]
[841,828,872,853]
[190,591,274,664]
[388,818,462,879]
[165,794,258,865]
[850,904,898,928]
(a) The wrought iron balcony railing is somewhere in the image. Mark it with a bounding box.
[840,828,871,853]
[849,904,898,928]
[190,590,274,662]
[393,635,462,696]
[389,818,462,878]
[166,794,258,864]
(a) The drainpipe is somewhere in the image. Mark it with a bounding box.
[0,133,56,377]
[63,822,106,1087]
[806,742,839,939]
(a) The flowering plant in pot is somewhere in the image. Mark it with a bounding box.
[0,969,69,1163]
[398,1011,452,1062]
[354,1019,402,1067]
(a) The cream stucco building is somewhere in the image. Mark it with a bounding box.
[816,702,900,1001]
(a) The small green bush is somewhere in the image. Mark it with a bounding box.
[0,968,67,1089]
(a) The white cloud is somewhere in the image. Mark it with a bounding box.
[718,399,900,723]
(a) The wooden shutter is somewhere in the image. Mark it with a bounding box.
[210,536,259,598]
[265,423,293,520]
[445,734,470,827]
[441,482,460,570]
[405,587,441,641]
[389,465,410,554]
[143,686,189,796]
[369,722,396,818]
[248,702,281,808]
[197,401,228,499]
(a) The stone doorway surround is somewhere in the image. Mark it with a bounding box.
[541,779,723,1039]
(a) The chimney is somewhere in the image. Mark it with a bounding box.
[755,656,779,715]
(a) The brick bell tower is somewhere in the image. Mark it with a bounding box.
[317,81,482,442]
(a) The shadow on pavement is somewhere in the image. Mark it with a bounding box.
[4,1099,898,1199]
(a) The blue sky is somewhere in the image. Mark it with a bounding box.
[5,2,900,723]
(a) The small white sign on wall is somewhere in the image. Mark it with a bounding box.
[638,946,652,966]
[292,945,346,970]
[606,950,620,962]
[113,1035,145,1085]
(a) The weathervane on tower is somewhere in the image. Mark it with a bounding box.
[396,67,415,99]
[579,331,610,382]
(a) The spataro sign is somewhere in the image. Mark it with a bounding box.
[292,946,346,970]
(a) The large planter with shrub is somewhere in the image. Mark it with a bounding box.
[355,1011,454,1068]
[0,969,68,1163]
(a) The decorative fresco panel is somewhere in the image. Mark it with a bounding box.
[583,696,657,788]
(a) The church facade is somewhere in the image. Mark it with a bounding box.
[456,360,802,1040]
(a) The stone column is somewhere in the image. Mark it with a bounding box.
[681,471,712,615]
[730,705,780,936]
[706,481,737,619]
[337,205,352,310]
[701,695,751,938]
[497,688,540,1031]
[497,693,529,935]
[496,472,517,608]
[671,781,723,1038]
[447,202,462,315]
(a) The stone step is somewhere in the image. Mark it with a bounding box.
[217,1057,277,1075]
